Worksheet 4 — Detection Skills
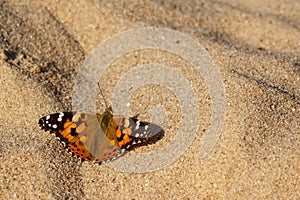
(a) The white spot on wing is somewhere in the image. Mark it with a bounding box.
[46,115,50,120]
[58,112,64,122]
[52,124,57,129]
[135,120,140,130]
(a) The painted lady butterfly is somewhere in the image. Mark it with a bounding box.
[39,106,164,164]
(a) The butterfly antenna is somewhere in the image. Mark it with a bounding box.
[97,82,110,109]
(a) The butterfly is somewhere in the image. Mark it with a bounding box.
[39,106,164,164]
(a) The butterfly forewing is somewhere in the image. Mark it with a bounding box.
[113,115,164,138]
[112,115,164,151]
[39,112,125,164]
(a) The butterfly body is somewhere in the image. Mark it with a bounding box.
[39,106,163,164]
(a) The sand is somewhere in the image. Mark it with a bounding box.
[1,0,299,199]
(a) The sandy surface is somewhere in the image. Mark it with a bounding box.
[1,0,299,199]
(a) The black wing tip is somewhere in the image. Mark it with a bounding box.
[125,128,164,151]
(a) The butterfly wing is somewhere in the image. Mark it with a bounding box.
[112,115,164,150]
[39,112,125,164]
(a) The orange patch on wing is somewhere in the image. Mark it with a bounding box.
[110,140,116,145]
[118,134,132,147]
[60,123,77,141]
[122,127,132,135]
[68,139,93,161]
[116,127,122,138]
[63,120,74,129]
